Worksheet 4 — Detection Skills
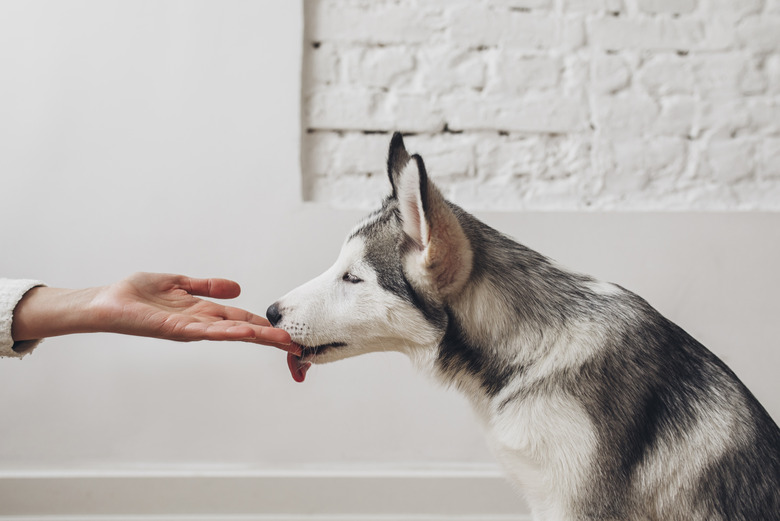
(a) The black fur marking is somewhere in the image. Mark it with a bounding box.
[398,270,446,329]
[569,312,707,516]
[691,355,780,519]
[387,132,410,198]
[438,309,516,397]
[300,342,347,358]
[695,433,780,520]
[350,200,446,329]
[410,154,430,217]
[516,299,780,519]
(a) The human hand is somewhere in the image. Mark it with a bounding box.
[12,272,299,353]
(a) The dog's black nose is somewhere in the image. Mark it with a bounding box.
[266,303,283,327]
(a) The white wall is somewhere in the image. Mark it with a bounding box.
[0,1,779,518]
[303,0,780,210]
[0,0,492,482]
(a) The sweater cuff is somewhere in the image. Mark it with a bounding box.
[0,279,46,358]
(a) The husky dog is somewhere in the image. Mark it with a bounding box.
[268,133,780,521]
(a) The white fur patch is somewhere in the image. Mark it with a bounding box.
[585,279,623,296]
[490,391,597,518]
[273,235,440,366]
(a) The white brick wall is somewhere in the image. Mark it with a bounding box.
[301,0,780,210]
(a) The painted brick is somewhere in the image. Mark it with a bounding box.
[745,98,780,135]
[740,57,767,96]
[302,132,338,178]
[305,89,382,131]
[493,53,562,92]
[705,0,766,18]
[700,139,757,184]
[592,53,631,94]
[491,0,554,9]
[563,0,624,13]
[588,17,734,51]
[760,138,780,180]
[767,54,780,94]
[737,16,780,53]
[304,132,390,177]
[561,18,587,51]
[344,46,415,88]
[593,91,694,138]
[301,0,780,210]
[561,53,591,97]
[593,92,658,137]
[406,134,478,179]
[442,93,590,133]
[732,181,780,209]
[389,93,447,133]
[448,7,581,49]
[691,54,766,99]
[698,99,752,139]
[305,89,445,133]
[476,135,591,181]
[636,0,697,15]
[697,98,780,138]
[636,55,694,96]
[304,44,340,88]
[656,96,696,137]
[418,47,487,91]
[307,3,437,45]
[599,137,687,195]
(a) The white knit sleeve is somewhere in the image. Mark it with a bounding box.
[0,279,46,358]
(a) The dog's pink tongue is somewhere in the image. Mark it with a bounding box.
[287,352,311,383]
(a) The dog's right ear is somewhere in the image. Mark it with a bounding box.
[387,132,411,199]
[392,149,473,299]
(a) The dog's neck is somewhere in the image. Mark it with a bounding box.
[428,215,604,414]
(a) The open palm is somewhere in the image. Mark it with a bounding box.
[93,273,295,351]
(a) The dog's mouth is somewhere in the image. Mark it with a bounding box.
[286,342,347,383]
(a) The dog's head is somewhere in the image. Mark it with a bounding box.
[269,133,474,381]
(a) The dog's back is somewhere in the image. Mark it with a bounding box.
[548,293,780,520]
[439,207,780,520]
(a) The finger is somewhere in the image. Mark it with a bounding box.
[250,339,303,355]
[178,321,257,342]
[184,277,242,299]
[218,305,272,327]
[179,321,293,348]
[255,325,293,346]
[205,304,276,331]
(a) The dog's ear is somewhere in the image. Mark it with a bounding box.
[394,152,473,298]
[387,132,411,199]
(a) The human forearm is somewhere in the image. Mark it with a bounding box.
[11,286,102,341]
[9,273,296,352]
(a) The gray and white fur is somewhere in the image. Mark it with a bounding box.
[268,133,780,521]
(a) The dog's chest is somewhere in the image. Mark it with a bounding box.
[483,391,597,511]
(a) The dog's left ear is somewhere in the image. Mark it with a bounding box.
[387,132,411,199]
[393,152,473,298]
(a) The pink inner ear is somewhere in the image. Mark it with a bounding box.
[397,159,473,295]
[404,208,423,247]
[398,163,428,248]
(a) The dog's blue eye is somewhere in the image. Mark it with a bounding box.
[342,272,363,284]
